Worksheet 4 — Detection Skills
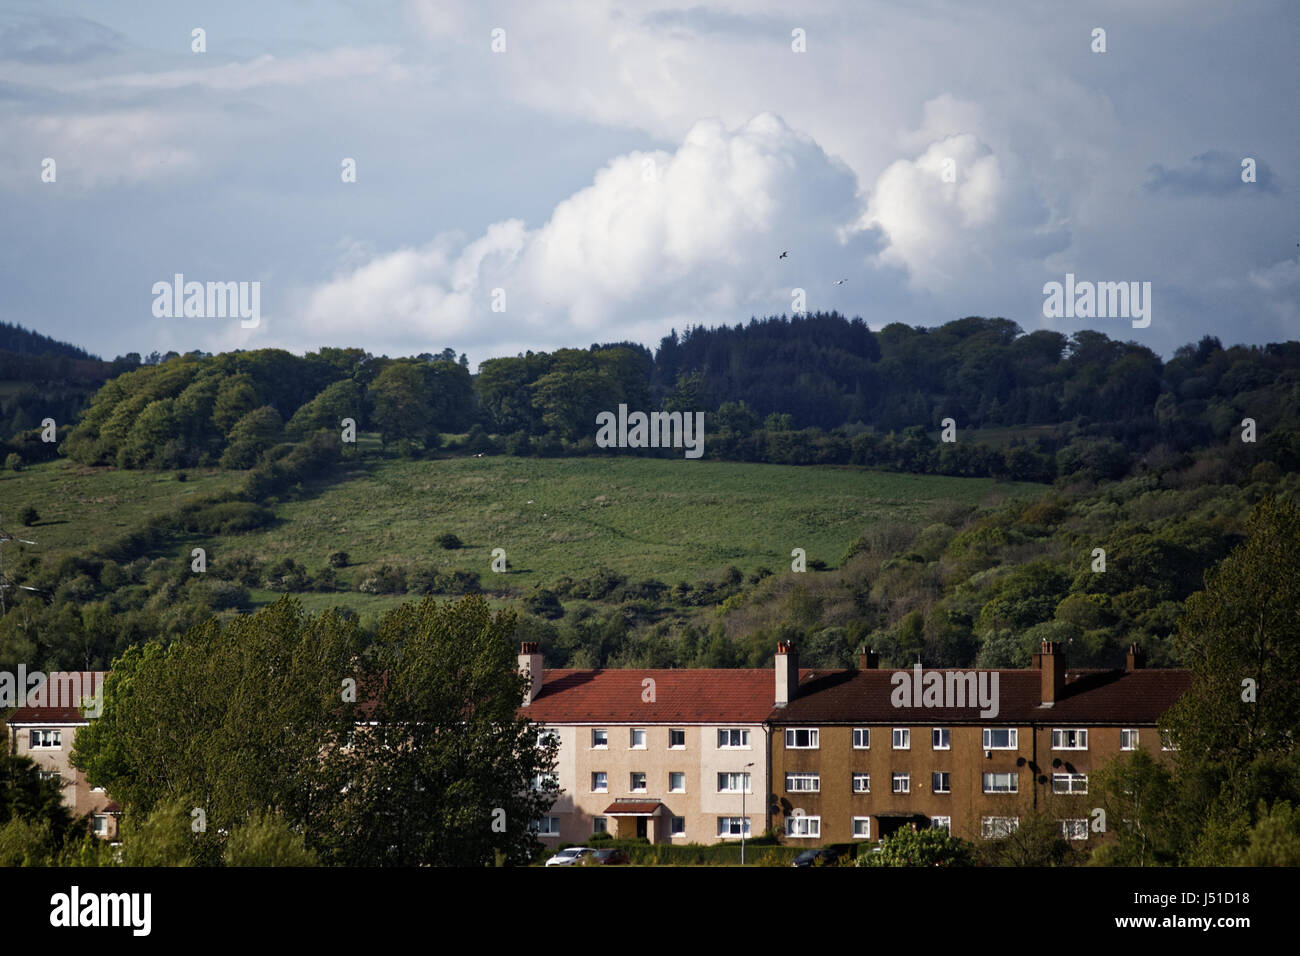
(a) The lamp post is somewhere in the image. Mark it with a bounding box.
[741,761,755,865]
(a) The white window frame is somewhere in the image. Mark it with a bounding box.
[930,816,951,833]
[982,772,1018,793]
[892,728,910,750]
[591,728,608,749]
[932,728,950,750]
[1061,819,1089,841]
[784,728,819,749]
[931,771,951,794]
[853,728,870,749]
[718,728,750,749]
[669,728,686,749]
[717,772,751,794]
[982,728,1018,750]
[981,816,1019,839]
[670,816,686,837]
[593,816,608,834]
[892,772,910,794]
[785,772,820,793]
[1160,729,1177,751]
[852,773,870,793]
[630,772,647,793]
[669,772,686,793]
[852,817,872,839]
[537,729,560,749]
[30,729,62,749]
[717,817,751,838]
[93,815,109,836]
[785,815,821,838]
[1051,728,1088,750]
[531,817,561,836]
[1121,728,1139,751]
[1051,773,1089,794]
[630,728,647,750]
[591,772,608,793]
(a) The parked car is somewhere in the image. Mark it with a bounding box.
[583,848,629,865]
[791,846,847,867]
[545,847,593,867]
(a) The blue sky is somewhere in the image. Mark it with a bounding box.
[2,0,1297,367]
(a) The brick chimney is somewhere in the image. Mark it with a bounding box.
[1125,642,1146,672]
[858,647,879,670]
[775,641,799,706]
[518,642,543,705]
[1038,640,1065,705]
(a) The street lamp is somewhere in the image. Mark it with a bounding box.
[741,761,755,865]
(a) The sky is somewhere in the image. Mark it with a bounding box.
[1,0,1297,369]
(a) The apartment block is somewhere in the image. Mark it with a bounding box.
[5,670,120,839]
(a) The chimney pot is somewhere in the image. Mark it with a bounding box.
[775,642,799,706]
[1038,640,1065,705]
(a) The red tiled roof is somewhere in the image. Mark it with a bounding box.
[6,671,106,724]
[769,667,1194,725]
[603,801,666,815]
[522,669,775,723]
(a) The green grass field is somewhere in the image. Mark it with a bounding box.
[2,457,1042,610]
[216,456,1040,592]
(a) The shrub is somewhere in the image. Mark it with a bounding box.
[18,506,38,526]
[328,551,349,568]
[437,533,463,550]
[5,452,22,472]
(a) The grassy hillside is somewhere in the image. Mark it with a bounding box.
[210,456,1039,594]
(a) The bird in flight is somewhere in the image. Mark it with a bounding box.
[778,251,788,259]
[834,278,847,285]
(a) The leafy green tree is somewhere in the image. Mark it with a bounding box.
[368,361,436,447]
[224,811,320,866]
[1087,748,1182,866]
[976,811,1077,866]
[859,826,974,866]
[1230,801,1300,866]
[286,379,363,437]
[0,816,55,866]
[118,798,200,866]
[321,595,558,866]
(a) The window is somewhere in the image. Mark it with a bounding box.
[669,729,686,749]
[593,817,608,834]
[530,772,558,792]
[630,772,647,792]
[982,728,1018,750]
[630,728,646,749]
[38,771,60,783]
[786,816,821,838]
[591,772,608,793]
[1052,728,1088,750]
[91,786,106,794]
[784,728,819,749]
[785,773,820,793]
[930,817,951,833]
[1052,773,1088,794]
[537,729,560,749]
[892,772,910,794]
[30,729,61,749]
[1160,729,1177,751]
[932,728,950,750]
[669,772,685,793]
[717,817,751,837]
[931,772,951,794]
[983,772,1018,793]
[1061,819,1088,841]
[717,773,751,794]
[892,728,910,750]
[853,728,870,749]
[981,817,1019,839]
[718,729,750,749]
[591,729,608,749]
[852,817,872,839]
[670,816,686,837]
[1121,728,1140,751]
[530,817,561,836]
[852,773,870,793]
[93,815,109,836]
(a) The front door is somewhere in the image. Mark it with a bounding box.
[636,818,648,839]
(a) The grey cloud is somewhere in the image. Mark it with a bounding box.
[1144,150,1278,196]
[0,12,126,64]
